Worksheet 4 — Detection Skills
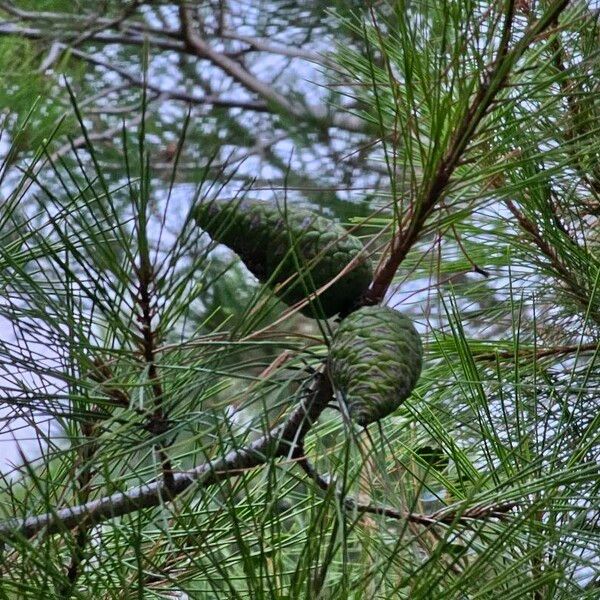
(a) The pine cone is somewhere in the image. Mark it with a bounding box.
[328,306,422,425]
[195,199,373,317]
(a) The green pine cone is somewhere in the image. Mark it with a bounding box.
[194,199,373,318]
[328,306,422,426]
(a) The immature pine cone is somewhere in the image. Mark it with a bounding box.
[328,306,423,425]
[195,199,373,318]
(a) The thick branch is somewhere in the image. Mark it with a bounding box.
[0,374,332,540]
[0,22,187,53]
[177,6,298,115]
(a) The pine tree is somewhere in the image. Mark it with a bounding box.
[0,1,598,598]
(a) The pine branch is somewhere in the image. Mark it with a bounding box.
[297,452,518,526]
[0,374,332,540]
[67,47,271,113]
[365,0,571,305]
[505,198,600,324]
[0,0,576,545]
[177,3,364,132]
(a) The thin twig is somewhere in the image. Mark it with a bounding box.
[504,198,598,322]
[296,451,517,526]
[221,30,335,66]
[471,341,598,362]
[67,47,270,112]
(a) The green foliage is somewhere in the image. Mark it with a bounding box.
[0,1,598,598]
